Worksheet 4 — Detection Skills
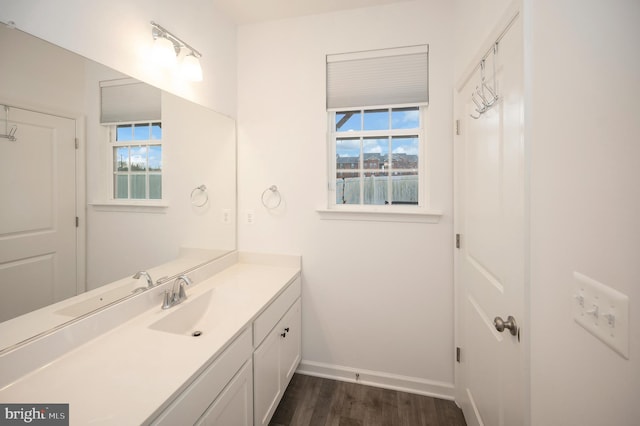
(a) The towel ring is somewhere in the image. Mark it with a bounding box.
[261,185,282,209]
[190,184,208,207]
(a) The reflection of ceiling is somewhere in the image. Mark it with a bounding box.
[212,0,413,24]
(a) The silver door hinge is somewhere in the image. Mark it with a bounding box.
[456,347,461,363]
[75,138,79,149]
[455,120,461,136]
[456,234,461,249]
[75,216,79,227]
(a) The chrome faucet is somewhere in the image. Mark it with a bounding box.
[162,275,193,309]
[133,271,154,289]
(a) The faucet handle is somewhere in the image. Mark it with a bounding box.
[177,275,191,300]
[178,283,188,301]
[162,290,173,310]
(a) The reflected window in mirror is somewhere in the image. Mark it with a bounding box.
[110,122,163,200]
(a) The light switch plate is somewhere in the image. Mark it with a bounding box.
[246,210,255,224]
[222,209,231,224]
[573,271,629,359]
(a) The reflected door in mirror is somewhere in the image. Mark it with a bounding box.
[0,107,78,322]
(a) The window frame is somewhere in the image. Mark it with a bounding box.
[327,104,428,213]
[108,120,164,202]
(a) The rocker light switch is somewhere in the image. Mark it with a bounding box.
[572,271,629,359]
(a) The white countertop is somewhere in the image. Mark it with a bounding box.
[0,255,300,425]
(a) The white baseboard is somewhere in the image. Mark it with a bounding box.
[296,359,455,400]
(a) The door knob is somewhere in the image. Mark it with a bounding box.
[494,315,518,336]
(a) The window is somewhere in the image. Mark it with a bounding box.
[99,78,162,204]
[332,106,423,206]
[110,122,163,200]
[326,45,429,212]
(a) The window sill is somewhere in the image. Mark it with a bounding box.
[89,200,169,213]
[316,207,442,223]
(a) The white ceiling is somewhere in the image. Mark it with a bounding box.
[212,0,414,24]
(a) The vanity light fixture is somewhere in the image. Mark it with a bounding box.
[181,53,203,82]
[151,33,178,68]
[150,21,203,82]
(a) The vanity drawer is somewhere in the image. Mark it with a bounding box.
[151,327,252,425]
[253,276,301,346]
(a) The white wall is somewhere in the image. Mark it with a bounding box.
[0,0,237,117]
[0,25,85,116]
[528,1,640,425]
[453,0,512,79]
[237,0,456,396]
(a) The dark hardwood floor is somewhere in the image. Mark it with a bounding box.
[270,374,467,426]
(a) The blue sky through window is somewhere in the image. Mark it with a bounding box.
[148,146,162,170]
[392,136,419,156]
[337,138,360,158]
[336,108,419,132]
[151,123,162,139]
[336,108,420,159]
[116,122,162,141]
[363,110,388,130]
[363,137,388,157]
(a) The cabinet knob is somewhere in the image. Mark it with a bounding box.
[284,327,290,332]
[280,332,287,338]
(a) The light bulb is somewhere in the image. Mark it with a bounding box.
[152,36,177,68]
[181,53,203,82]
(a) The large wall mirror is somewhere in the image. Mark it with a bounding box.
[0,24,236,351]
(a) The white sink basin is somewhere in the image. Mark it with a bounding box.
[148,290,216,336]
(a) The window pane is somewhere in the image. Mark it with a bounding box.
[114,174,128,199]
[391,107,420,129]
[336,172,360,205]
[363,137,388,170]
[130,175,146,199]
[363,172,388,205]
[134,123,150,140]
[335,111,361,132]
[391,136,419,204]
[116,125,132,142]
[336,138,360,172]
[148,145,162,171]
[363,109,389,131]
[391,136,419,169]
[392,172,419,204]
[151,122,162,140]
[130,146,148,171]
[114,147,129,171]
[149,174,162,199]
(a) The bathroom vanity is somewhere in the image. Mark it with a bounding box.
[0,251,301,425]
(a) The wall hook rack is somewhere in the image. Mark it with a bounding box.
[470,44,500,120]
[1,105,18,142]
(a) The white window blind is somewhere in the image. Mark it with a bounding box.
[326,45,429,110]
[100,78,161,124]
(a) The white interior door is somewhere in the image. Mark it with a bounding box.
[454,14,526,426]
[0,105,77,322]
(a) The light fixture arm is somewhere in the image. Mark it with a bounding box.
[150,21,202,58]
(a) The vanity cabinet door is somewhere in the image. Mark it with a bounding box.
[254,298,301,426]
[253,320,283,426]
[195,359,253,426]
[280,298,301,388]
